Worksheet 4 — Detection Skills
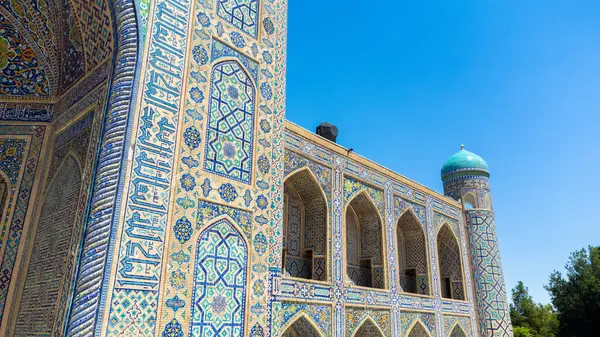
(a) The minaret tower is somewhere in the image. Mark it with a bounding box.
[441,145,513,337]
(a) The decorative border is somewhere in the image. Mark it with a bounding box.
[64,0,140,334]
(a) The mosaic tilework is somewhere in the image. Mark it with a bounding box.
[284,150,332,198]
[64,1,135,331]
[0,104,53,122]
[281,128,481,336]
[345,307,390,337]
[276,302,331,337]
[203,59,257,184]
[0,13,50,96]
[14,107,100,337]
[344,176,384,217]
[443,315,472,337]
[15,155,82,336]
[0,125,45,327]
[466,211,512,337]
[216,0,260,37]
[148,0,289,336]
[190,219,248,336]
[400,311,436,336]
[100,0,191,334]
[0,138,27,184]
[0,0,113,98]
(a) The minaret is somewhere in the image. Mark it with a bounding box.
[441,145,513,337]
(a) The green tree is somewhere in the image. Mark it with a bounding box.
[546,246,600,336]
[514,326,535,337]
[510,281,558,337]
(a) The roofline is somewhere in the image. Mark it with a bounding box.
[284,120,461,208]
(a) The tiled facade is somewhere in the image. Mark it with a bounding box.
[0,0,513,336]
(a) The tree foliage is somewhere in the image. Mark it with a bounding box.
[514,326,535,337]
[510,281,558,337]
[545,246,600,336]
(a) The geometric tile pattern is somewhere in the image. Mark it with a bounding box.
[466,210,512,337]
[0,125,45,327]
[277,302,331,337]
[216,0,260,37]
[15,154,82,336]
[204,60,256,184]
[345,307,390,337]
[0,0,113,97]
[0,125,46,321]
[400,311,436,336]
[443,315,472,337]
[0,13,50,96]
[190,219,248,337]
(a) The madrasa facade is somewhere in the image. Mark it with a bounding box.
[0,0,514,336]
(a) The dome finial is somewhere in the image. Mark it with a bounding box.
[460,144,465,150]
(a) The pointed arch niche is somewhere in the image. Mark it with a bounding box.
[437,224,465,300]
[450,324,468,337]
[190,218,249,336]
[283,169,328,281]
[397,210,430,295]
[345,192,385,289]
[281,315,323,337]
[353,318,384,337]
[407,321,432,337]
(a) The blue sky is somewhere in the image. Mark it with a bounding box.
[285,0,600,304]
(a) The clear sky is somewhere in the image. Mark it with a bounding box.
[285,0,600,304]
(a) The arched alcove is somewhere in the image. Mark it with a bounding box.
[353,318,384,337]
[463,193,476,210]
[283,169,328,280]
[281,315,322,337]
[397,210,429,295]
[450,324,468,337]
[407,321,431,337]
[190,218,248,336]
[16,154,82,334]
[346,192,385,289]
[437,224,465,300]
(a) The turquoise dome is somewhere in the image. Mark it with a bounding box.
[441,145,489,178]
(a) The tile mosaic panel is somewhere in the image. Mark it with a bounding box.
[345,307,391,337]
[203,59,257,184]
[190,219,248,336]
[216,0,260,38]
[466,211,512,337]
[400,311,436,336]
[0,125,45,327]
[443,315,472,337]
[276,302,331,337]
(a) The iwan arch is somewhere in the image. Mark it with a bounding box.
[0,0,513,336]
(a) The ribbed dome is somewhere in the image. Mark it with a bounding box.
[441,145,489,178]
